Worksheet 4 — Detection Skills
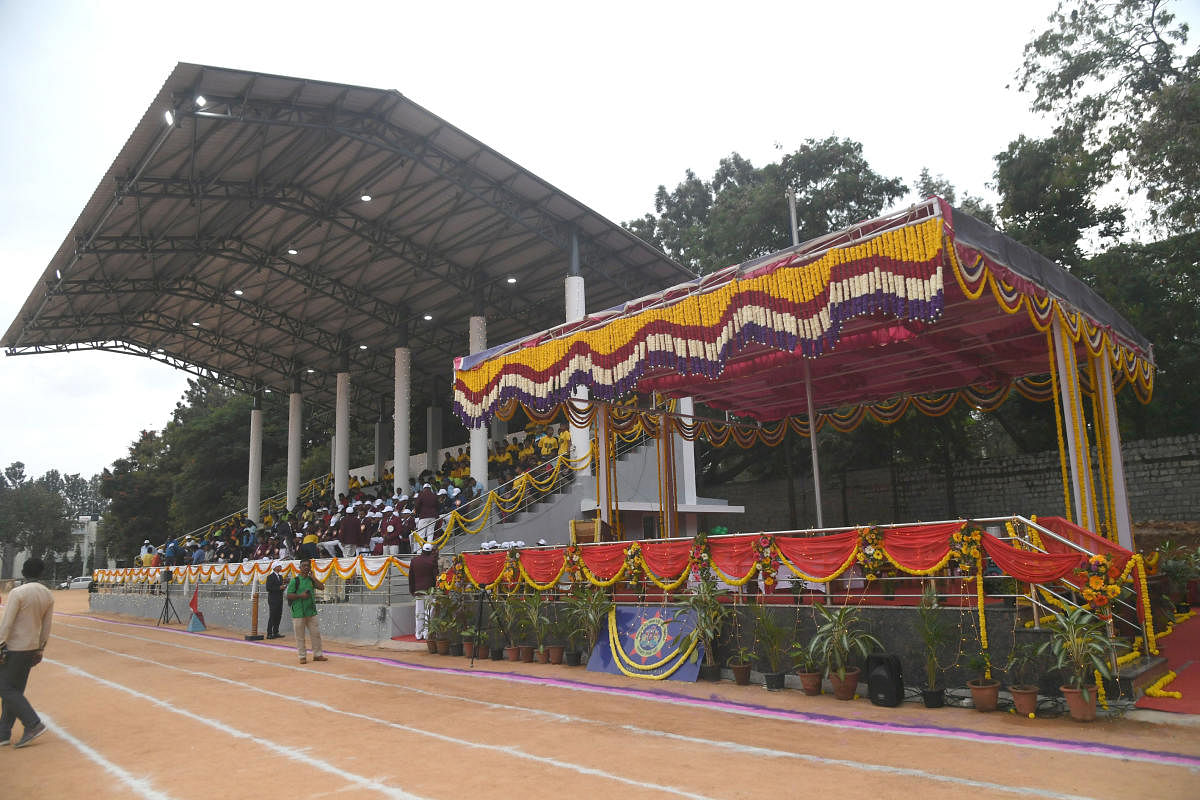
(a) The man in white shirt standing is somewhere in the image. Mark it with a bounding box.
[0,557,55,748]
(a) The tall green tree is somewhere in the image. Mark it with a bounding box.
[625,138,906,275]
[98,431,172,565]
[0,464,72,578]
[1018,0,1199,232]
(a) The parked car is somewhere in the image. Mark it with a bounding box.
[59,576,93,590]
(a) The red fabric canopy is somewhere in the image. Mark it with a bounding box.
[461,551,508,585]
[709,537,758,581]
[882,522,961,572]
[580,542,627,580]
[519,547,567,584]
[774,531,857,580]
[640,539,693,581]
[981,532,1083,584]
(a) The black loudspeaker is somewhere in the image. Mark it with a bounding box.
[866,653,903,707]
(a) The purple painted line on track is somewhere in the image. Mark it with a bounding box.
[61,611,1200,770]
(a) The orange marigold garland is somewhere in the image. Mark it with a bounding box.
[753,534,781,588]
[1077,553,1125,621]
[950,525,983,576]
[856,526,886,581]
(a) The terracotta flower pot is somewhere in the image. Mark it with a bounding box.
[503,645,520,661]
[435,638,450,656]
[519,645,535,662]
[462,641,476,659]
[730,663,752,686]
[798,671,823,696]
[426,639,438,654]
[547,644,565,664]
[1061,685,1098,722]
[1010,685,1039,717]
[829,667,861,701]
[968,678,1000,712]
[535,649,550,664]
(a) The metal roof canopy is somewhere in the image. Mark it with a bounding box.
[3,63,694,425]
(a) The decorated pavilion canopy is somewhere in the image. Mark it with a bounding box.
[453,198,1154,428]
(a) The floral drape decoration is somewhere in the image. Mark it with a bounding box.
[93,555,410,591]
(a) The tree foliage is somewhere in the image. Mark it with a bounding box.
[0,464,73,578]
[625,138,906,274]
[1018,0,1199,232]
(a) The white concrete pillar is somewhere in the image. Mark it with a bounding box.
[394,346,411,494]
[247,398,263,524]
[335,371,350,501]
[286,385,302,511]
[1052,321,1093,527]
[566,273,591,477]
[1097,352,1133,549]
[675,397,698,506]
[469,314,489,491]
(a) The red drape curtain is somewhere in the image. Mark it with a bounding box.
[980,532,1083,583]
[773,531,857,580]
[640,540,693,581]
[708,537,758,581]
[461,551,508,585]
[519,548,567,584]
[882,522,961,572]
[580,542,628,580]
[1036,516,1131,572]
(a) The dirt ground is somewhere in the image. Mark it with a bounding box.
[4,590,1199,799]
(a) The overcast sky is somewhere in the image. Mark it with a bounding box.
[2,0,1180,482]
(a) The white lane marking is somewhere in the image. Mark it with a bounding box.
[44,658,426,800]
[621,725,1098,800]
[54,636,717,800]
[39,713,177,800]
[59,616,1194,772]
[56,620,570,722]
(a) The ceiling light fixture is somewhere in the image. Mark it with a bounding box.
[55,269,62,280]
[358,344,368,350]
[164,109,174,126]
[307,368,315,374]
[191,321,201,327]
[233,289,244,296]
[423,314,433,321]
[286,247,298,256]
[506,276,517,284]
[195,95,207,107]
[360,193,372,202]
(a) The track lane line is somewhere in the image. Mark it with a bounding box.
[39,712,178,800]
[44,657,427,800]
[52,637,718,800]
[58,612,1200,772]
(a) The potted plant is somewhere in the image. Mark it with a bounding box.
[564,583,613,664]
[1006,641,1042,718]
[523,591,551,663]
[500,591,524,661]
[1038,607,1114,722]
[966,652,1000,712]
[460,625,481,659]
[545,606,567,665]
[727,645,754,686]
[445,591,466,656]
[752,603,791,691]
[790,641,823,696]
[917,581,950,708]
[673,574,731,682]
[806,603,882,700]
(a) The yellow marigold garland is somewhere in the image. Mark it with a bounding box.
[518,558,565,591]
[1094,669,1108,710]
[1145,671,1183,700]
[777,545,859,584]
[606,607,698,680]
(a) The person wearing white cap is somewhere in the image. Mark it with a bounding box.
[140,540,154,556]
[408,542,439,640]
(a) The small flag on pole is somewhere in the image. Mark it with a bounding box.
[187,587,207,631]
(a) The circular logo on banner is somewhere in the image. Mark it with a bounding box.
[625,611,677,664]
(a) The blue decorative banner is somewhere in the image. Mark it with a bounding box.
[587,606,702,681]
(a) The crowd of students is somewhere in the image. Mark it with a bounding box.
[132,422,577,567]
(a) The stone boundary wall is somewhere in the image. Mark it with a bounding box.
[705,434,1200,533]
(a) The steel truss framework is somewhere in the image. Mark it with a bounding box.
[4,63,693,429]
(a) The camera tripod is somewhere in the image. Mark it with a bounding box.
[157,582,181,626]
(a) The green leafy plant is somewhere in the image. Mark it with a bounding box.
[789,640,819,673]
[726,645,754,668]
[917,581,951,690]
[751,603,792,674]
[1037,607,1114,703]
[522,591,551,653]
[564,583,613,659]
[1005,641,1041,691]
[672,574,731,668]
[806,603,882,681]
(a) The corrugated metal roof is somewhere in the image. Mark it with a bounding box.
[4,62,693,421]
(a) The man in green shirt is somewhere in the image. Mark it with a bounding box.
[286,560,328,664]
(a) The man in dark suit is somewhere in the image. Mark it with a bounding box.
[264,563,285,639]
